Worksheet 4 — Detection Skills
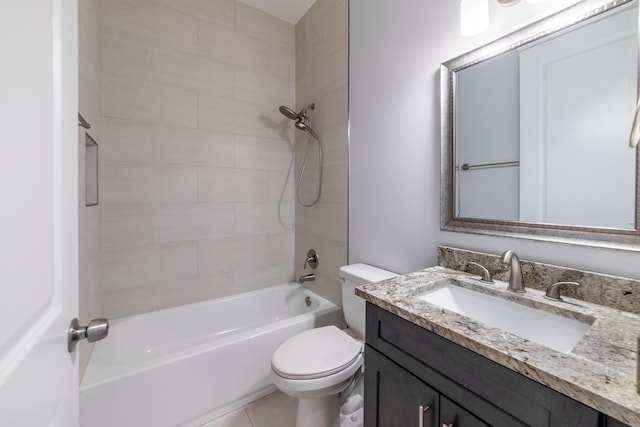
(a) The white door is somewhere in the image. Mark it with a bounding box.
[0,1,79,426]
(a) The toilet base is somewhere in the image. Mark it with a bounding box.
[296,395,340,427]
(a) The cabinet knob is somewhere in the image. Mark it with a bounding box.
[418,405,430,426]
[443,424,454,427]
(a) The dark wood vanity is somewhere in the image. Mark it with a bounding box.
[364,304,630,427]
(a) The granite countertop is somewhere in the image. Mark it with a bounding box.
[356,266,640,426]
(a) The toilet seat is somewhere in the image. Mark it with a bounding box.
[272,326,362,380]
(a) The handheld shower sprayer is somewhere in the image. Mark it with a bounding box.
[278,103,323,207]
[278,104,319,140]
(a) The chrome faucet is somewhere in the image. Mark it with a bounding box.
[544,281,580,302]
[499,250,525,293]
[298,273,315,283]
[468,261,493,284]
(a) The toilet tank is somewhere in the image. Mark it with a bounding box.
[339,263,397,338]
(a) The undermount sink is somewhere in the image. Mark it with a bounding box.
[416,282,592,353]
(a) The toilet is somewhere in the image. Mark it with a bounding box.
[271,263,397,427]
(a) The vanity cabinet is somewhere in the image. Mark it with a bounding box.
[364,304,629,427]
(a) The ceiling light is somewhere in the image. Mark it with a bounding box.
[460,0,489,37]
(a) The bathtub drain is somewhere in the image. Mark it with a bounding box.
[305,296,312,306]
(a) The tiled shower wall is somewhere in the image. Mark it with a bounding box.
[294,0,349,305]
[100,0,296,318]
[79,0,103,377]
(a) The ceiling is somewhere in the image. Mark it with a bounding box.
[238,0,317,24]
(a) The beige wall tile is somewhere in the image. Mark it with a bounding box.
[235,202,294,235]
[268,232,295,265]
[232,169,270,202]
[235,69,294,106]
[295,0,349,304]
[198,95,285,139]
[236,2,295,52]
[153,0,236,28]
[102,77,155,122]
[153,48,235,97]
[151,3,198,53]
[197,167,235,202]
[198,20,269,72]
[102,204,153,250]
[152,203,235,242]
[152,165,198,202]
[102,163,153,204]
[153,125,235,167]
[234,263,295,293]
[153,85,198,127]
[311,84,348,130]
[235,135,294,172]
[198,235,270,275]
[196,168,278,205]
[151,271,235,310]
[103,286,154,319]
[101,0,156,46]
[316,125,348,168]
[100,0,296,316]
[268,46,295,81]
[268,170,295,204]
[297,47,348,103]
[101,242,198,290]
[101,33,153,83]
[102,118,153,163]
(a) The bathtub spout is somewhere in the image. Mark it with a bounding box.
[298,273,315,283]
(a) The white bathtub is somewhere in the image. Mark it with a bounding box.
[80,283,341,427]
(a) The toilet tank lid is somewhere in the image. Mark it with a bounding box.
[338,263,398,285]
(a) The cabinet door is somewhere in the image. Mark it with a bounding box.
[440,396,489,427]
[365,346,439,427]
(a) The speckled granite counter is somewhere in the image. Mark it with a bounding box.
[356,266,640,426]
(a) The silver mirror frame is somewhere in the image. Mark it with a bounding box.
[441,0,640,251]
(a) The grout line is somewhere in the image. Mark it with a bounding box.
[244,406,256,427]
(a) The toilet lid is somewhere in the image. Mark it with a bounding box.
[272,326,363,380]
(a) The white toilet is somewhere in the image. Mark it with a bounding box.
[270,263,397,427]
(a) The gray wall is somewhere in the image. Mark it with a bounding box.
[349,0,640,280]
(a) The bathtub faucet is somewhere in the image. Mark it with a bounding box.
[298,273,315,283]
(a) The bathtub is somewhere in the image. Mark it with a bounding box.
[80,283,341,427]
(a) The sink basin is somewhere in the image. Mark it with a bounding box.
[416,283,591,353]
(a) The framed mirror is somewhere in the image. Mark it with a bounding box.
[441,0,640,249]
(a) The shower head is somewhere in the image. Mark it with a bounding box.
[279,105,299,121]
[279,104,319,139]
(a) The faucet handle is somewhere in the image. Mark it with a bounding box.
[468,262,493,284]
[303,249,319,270]
[544,281,580,302]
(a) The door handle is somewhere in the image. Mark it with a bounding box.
[418,405,430,427]
[68,318,109,353]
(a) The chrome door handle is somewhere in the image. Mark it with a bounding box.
[68,318,109,353]
[418,405,430,426]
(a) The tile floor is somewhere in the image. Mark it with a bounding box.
[201,391,297,427]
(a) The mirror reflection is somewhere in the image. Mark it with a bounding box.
[451,0,638,230]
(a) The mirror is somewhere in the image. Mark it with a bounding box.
[441,0,640,249]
